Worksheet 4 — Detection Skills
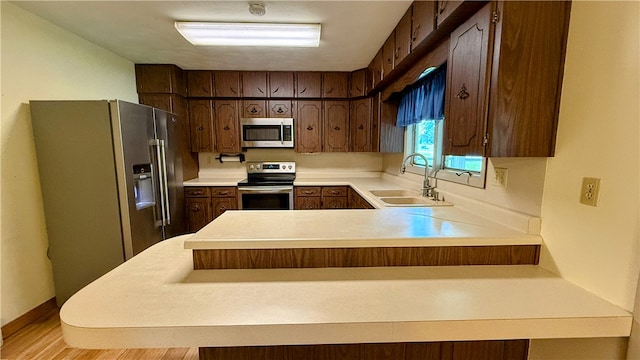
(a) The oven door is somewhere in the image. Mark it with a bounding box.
[238,186,293,210]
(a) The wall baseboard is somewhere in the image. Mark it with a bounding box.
[2,297,57,340]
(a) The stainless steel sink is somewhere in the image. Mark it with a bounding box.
[369,189,418,197]
[380,197,436,206]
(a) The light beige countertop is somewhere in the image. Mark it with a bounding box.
[184,207,542,250]
[60,235,632,349]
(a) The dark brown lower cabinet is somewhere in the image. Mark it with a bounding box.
[199,339,529,360]
[185,186,237,233]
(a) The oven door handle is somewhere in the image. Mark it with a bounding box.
[238,186,293,193]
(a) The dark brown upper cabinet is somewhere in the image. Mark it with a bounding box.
[135,64,186,96]
[350,98,372,152]
[213,71,241,97]
[187,71,214,97]
[349,69,367,98]
[295,100,323,152]
[437,1,464,29]
[268,72,294,98]
[295,72,322,98]
[395,6,413,66]
[241,71,268,98]
[444,1,571,157]
[321,72,349,98]
[268,100,293,118]
[242,100,266,118]
[369,49,384,90]
[444,4,492,156]
[382,31,395,80]
[188,99,214,152]
[486,1,570,157]
[213,100,241,153]
[412,1,436,48]
[323,101,350,152]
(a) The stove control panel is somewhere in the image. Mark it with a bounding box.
[246,161,296,174]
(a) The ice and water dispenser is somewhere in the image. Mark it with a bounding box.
[133,164,155,210]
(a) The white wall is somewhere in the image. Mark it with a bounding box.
[0,2,138,325]
[538,1,639,312]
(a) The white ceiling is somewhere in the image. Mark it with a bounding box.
[14,1,412,72]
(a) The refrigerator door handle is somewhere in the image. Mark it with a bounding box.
[159,140,171,226]
[151,139,170,227]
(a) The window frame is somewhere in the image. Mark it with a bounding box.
[403,121,487,188]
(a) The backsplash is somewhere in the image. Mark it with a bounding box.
[198,150,384,178]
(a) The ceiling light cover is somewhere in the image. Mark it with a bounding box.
[175,22,321,47]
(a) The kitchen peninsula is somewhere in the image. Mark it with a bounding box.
[59,174,632,359]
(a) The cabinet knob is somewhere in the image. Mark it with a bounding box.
[224,125,230,130]
[300,88,307,94]
[230,87,237,94]
[250,107,258,113]
[276,107,284,114]
[358,124,365,130]
[273,87,280,94]
[192,205,201,212]
[334,126,340,131]
[307,126,314,131]
[198,126,204,130]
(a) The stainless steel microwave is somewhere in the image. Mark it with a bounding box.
[240,118,294,148]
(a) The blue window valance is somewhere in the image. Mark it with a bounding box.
[396,64,446,127]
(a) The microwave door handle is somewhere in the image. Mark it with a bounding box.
[280,122,284,145]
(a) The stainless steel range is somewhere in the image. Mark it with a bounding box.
[237,161,296,210]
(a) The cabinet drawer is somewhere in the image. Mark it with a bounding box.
[295,187,322,197]
[185,187,210,198]
[322,186,348,197]
[210,187,237,198]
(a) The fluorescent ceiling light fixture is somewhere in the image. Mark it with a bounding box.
[175,22,321,47]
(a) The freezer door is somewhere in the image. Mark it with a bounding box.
[153,109,185,238]
[111,101,162,259]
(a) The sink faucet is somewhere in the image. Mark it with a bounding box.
[401,152,435,198]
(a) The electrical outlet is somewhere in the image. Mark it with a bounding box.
[493,167,508,188]
[580,177,601,206]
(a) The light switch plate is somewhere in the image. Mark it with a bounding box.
[580,177,601,206]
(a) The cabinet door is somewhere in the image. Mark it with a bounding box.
[444,4,492,156]
[186,197,212,232]
[350,98,372,152]
[323,101,350,152]
[437,0,464,28]
[382,32,395,79]
[412,1,436,47]
[135,64,186,95]
[268,100,293,118]
[242,100,267,118]
[188,100,214,152]
[213,100,240,153]
[295,101,323,153]
[187,70,214,97]
[295,186,322,197]
[395,7,413,66]
[214,71,241,97]
[212,197,237,219]
[349,69,367,98]
[295,196,321,210]
[369,49,383,89]
[268,72,294,98]
[321,72,349,98]
[138,94,173,112]
[322,197,348,209]
[295,72,322,98]
[241,71,267,98]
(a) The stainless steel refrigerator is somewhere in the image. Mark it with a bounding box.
[30,100,185,306]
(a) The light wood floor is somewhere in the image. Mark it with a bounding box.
[0,309,199,360]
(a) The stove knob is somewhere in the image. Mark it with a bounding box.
[249,165,254,170]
